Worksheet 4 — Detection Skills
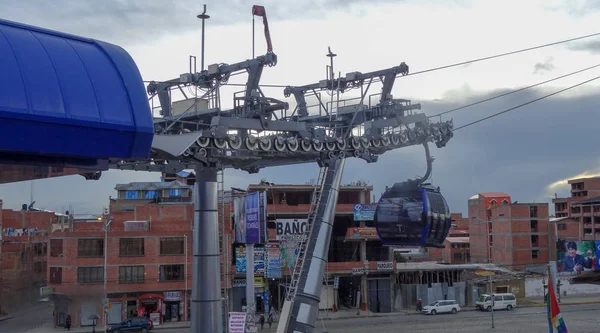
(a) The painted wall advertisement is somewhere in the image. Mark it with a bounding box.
[265,244,282,278]
[235,245,265,275]
[276,219,306,269]
[353,203,377,221]
[556,240,600,276]
[234,191,267,244]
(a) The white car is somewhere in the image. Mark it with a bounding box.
[422,300,461,315]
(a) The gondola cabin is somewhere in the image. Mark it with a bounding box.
[374,181,452,248]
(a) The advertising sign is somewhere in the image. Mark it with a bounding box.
[349,227,379,239]
[353,203,377,221]
[228,312,247,333]
[276,218,308,241]
[235,245,265,275]
[556,240,599,276]
[376,261,394,271]
[265,244,282,278]
[234,191,267,244]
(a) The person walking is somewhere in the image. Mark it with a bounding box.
[259,314,265,330]
[65,314,72,331]
[267,313,273,328]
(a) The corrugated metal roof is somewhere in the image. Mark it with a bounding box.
[115,181,190,190]
[396,262,513,274]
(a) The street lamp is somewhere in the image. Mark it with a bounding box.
[100,210,114,328]
[471,213,504,329]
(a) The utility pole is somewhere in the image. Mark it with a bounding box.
[184,234,188,322]
[101,207,113,327]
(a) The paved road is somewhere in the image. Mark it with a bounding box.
[0,302,54,333]
[4,303,599,333]
[153,303,600,333]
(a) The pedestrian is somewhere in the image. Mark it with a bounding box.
[259,314,265,330]
[267,313,273,328]
[65,314,72,331]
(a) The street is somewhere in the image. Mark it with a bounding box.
[155,303,600,333]
[2,303,599,333]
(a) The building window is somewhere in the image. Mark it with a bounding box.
[50,239,63,257]
[49,267,62,284]
[34,261,43,273]
[531,235,539,246]
[119,266,145,283]
[169,189,182,197]
[120,238,145,256]
[530,206,538,218]
[78,239,104,257]
[558,223,567,231]
[125,190,139,199]
[33,243,45,256]
[160,264,184,281]
[160,237,185,255]
[531,250,539,259]
[144,191,158,199]
[77,267,104,284]
[453,253,463,260]
[530,220,538,232]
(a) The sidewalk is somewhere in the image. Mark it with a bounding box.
[0,315,14,323]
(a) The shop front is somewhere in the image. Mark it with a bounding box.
[138,294,162,326]
[163,291,183,322]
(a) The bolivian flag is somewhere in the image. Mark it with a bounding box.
[546,273,568,333]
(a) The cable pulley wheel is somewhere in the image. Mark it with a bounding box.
[353,149,361,157]
[287,138,299,152]
[245,136,259,150]
[312,141,324,152]
[336,138,347,150]
[214,138,228,149]
[350,137,361,149]
[274,136,287,152]
[196,137,210,148]
[399,132,409,144]
[228,135,242,150]
[371,138,381,148]
[391,134,400,146]
[300,138,312,152]
[360,137,370,148]
[325,141,336,151]
[381,135,391,146]
[259,138,272,151]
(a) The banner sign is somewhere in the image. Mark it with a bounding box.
[235,245,265,275]
[228,312,247,333]
[349,227,379,239]
[234,191,267,244]
[265,244,283,278]
[276,218,308,241]
[353,203,377,221]
[556,240,599,276]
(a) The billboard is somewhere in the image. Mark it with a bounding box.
[234,191,267,244]
[353,203,377,221]
[265,244,282,278]
[556,240,599,276]
[235,245,265,275]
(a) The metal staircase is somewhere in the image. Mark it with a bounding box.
[285,166,328,302]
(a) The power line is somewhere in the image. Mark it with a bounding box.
[399,31,600,79]
[454,75,600,131]
[430,63,600,118]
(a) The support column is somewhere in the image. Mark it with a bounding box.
[191,165,223,333]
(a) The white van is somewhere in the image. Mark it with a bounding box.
[475,293,517,311]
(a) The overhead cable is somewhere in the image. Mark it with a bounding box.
[430,63,600,118]
[453,75,600,131]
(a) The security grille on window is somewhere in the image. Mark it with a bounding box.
[160,237,184,255]
[120,238,145,256]
[160,264,184,281]
[77,239,104,257]
[119,266,145,283]
[77,267,104,284]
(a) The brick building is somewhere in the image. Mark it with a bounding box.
[468,192,555,270]
[0,200,56,314]
[428,213,470,264]
[230,181,400,314]
[47,181,232,329]
[553,177,600,241]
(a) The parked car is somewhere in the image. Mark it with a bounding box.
[106,317,153,332]
[421,300,461,315]
[475,293,517,311]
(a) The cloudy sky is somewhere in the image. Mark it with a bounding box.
[1,0,600,215]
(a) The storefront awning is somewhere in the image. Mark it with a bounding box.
[138,293,163,300]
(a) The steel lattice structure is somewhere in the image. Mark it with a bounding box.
[106,6,454,333]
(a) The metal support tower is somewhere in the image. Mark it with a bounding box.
[191,164,222,333]
[277,155,346,333]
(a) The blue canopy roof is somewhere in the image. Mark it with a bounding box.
[0,18,153,160]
